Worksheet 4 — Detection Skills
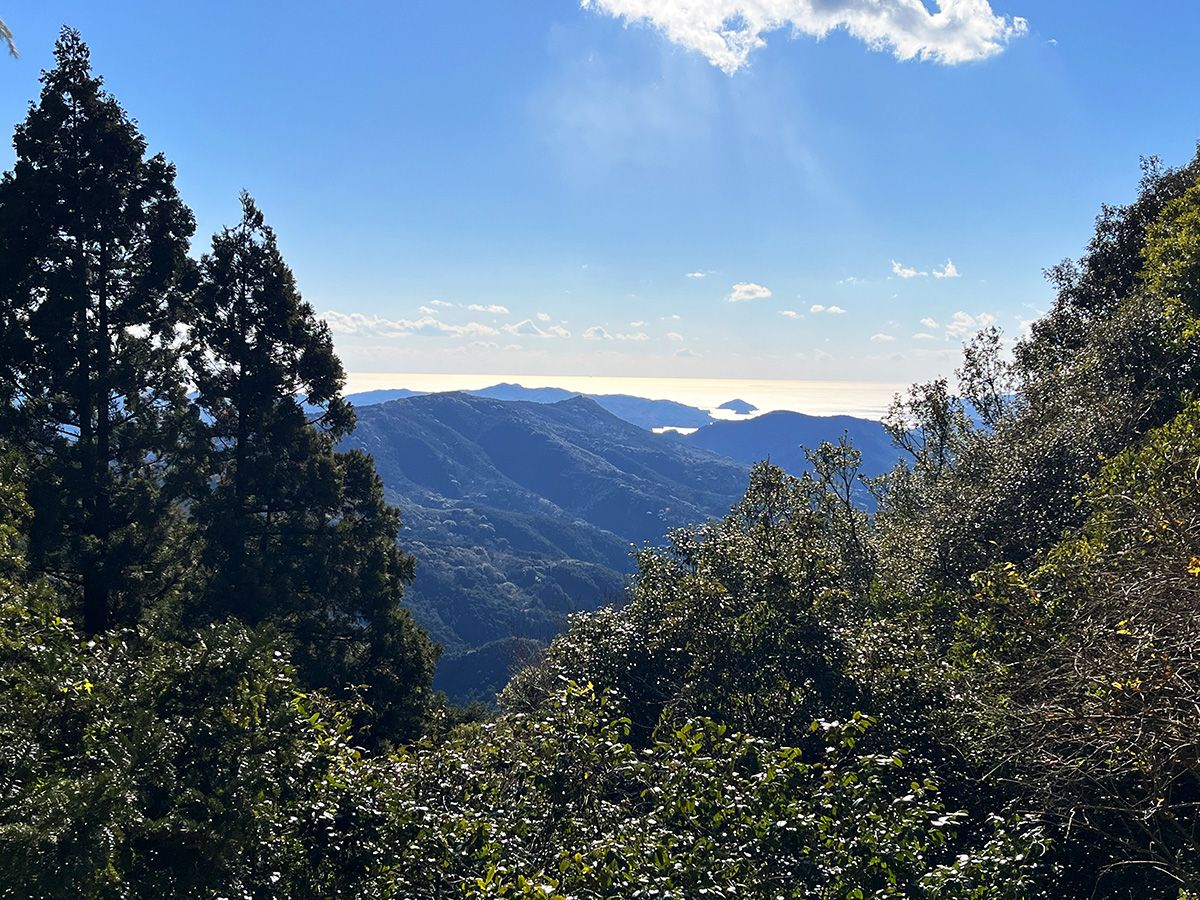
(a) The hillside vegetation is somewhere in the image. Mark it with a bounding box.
[341,392,750,700]
[337,386,895,702]
[2,31,1200,898]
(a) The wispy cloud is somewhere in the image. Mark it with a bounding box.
[891,259,926,279]
[582,0,1027,74]
[932,259,961,279]
[666,331,685,341]
[584,325,613,341]
[870,333,896,343]
[810,304,847,314]
[536,312,551,322]
[321,310,498,339]
[685,270,713,279]
[728,282,772,303]
[583,324,651,341]
[503,319,571,338]
[467,303,511,314]
[779,310,801,319]
[674,348,699,359]
[920,316,940,329]
[945,310,996,338]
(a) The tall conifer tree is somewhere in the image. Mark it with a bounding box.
[190,195,435,740]
[0,29,197,632]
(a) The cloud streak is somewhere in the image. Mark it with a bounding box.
[583,0,1027,74]
[321,311,498,339]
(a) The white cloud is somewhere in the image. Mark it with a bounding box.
[779,310,801,319]
[870,333,896,343]
[504,319,547,337]
[616,330,650,341]
[630,320,647,327]
[468,303,511,314]
[836,276,861,285]
[584,325,614,341]
[945,310,996,338]
[728,282,772,302]
[471,341,500,350]
[685,271,711,279]
[666,331,685,341]
[674,348,699,359]
[810,304,846,314]
[661,314,682,321]
[430,300,454,308]
[932,259,961,279]
[891,259,926,279]
[912,332,937,340]
[502,318,571,338]
[920,316,940,329]
[320,310,498,339]
[417,305,436,316]
[536,312,552,322]
[582,0,1027,74]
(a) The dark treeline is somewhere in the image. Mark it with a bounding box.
[0,30,436,744]
[2,28,1199,899]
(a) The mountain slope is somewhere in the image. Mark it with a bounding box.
[681,411,898,478]
[340,393,750,686]
[465,383,716,430]
[347,383,716,431]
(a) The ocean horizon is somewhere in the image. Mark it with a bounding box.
[343,373,908,421]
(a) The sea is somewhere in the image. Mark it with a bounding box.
[342,373,906,421]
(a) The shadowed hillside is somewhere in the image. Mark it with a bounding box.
[682,410,897,478]
[341,392,750,693]
[347,382,717,431]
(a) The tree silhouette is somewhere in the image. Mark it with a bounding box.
[0,28,197,632]
[189,194,436,741]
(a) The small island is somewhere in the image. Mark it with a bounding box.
[717,398,758,415]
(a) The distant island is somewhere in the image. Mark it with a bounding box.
[717,398,758,415]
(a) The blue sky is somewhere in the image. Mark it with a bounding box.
[1,1,1198,384]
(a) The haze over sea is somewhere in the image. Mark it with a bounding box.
[343,373,905,421]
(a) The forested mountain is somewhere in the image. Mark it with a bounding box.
[681,409,896,477]
[346,381,718,430]
[337,390,896,699]
[340,391,750,698]
[339,387,425,406]
[4,30,1200,900]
